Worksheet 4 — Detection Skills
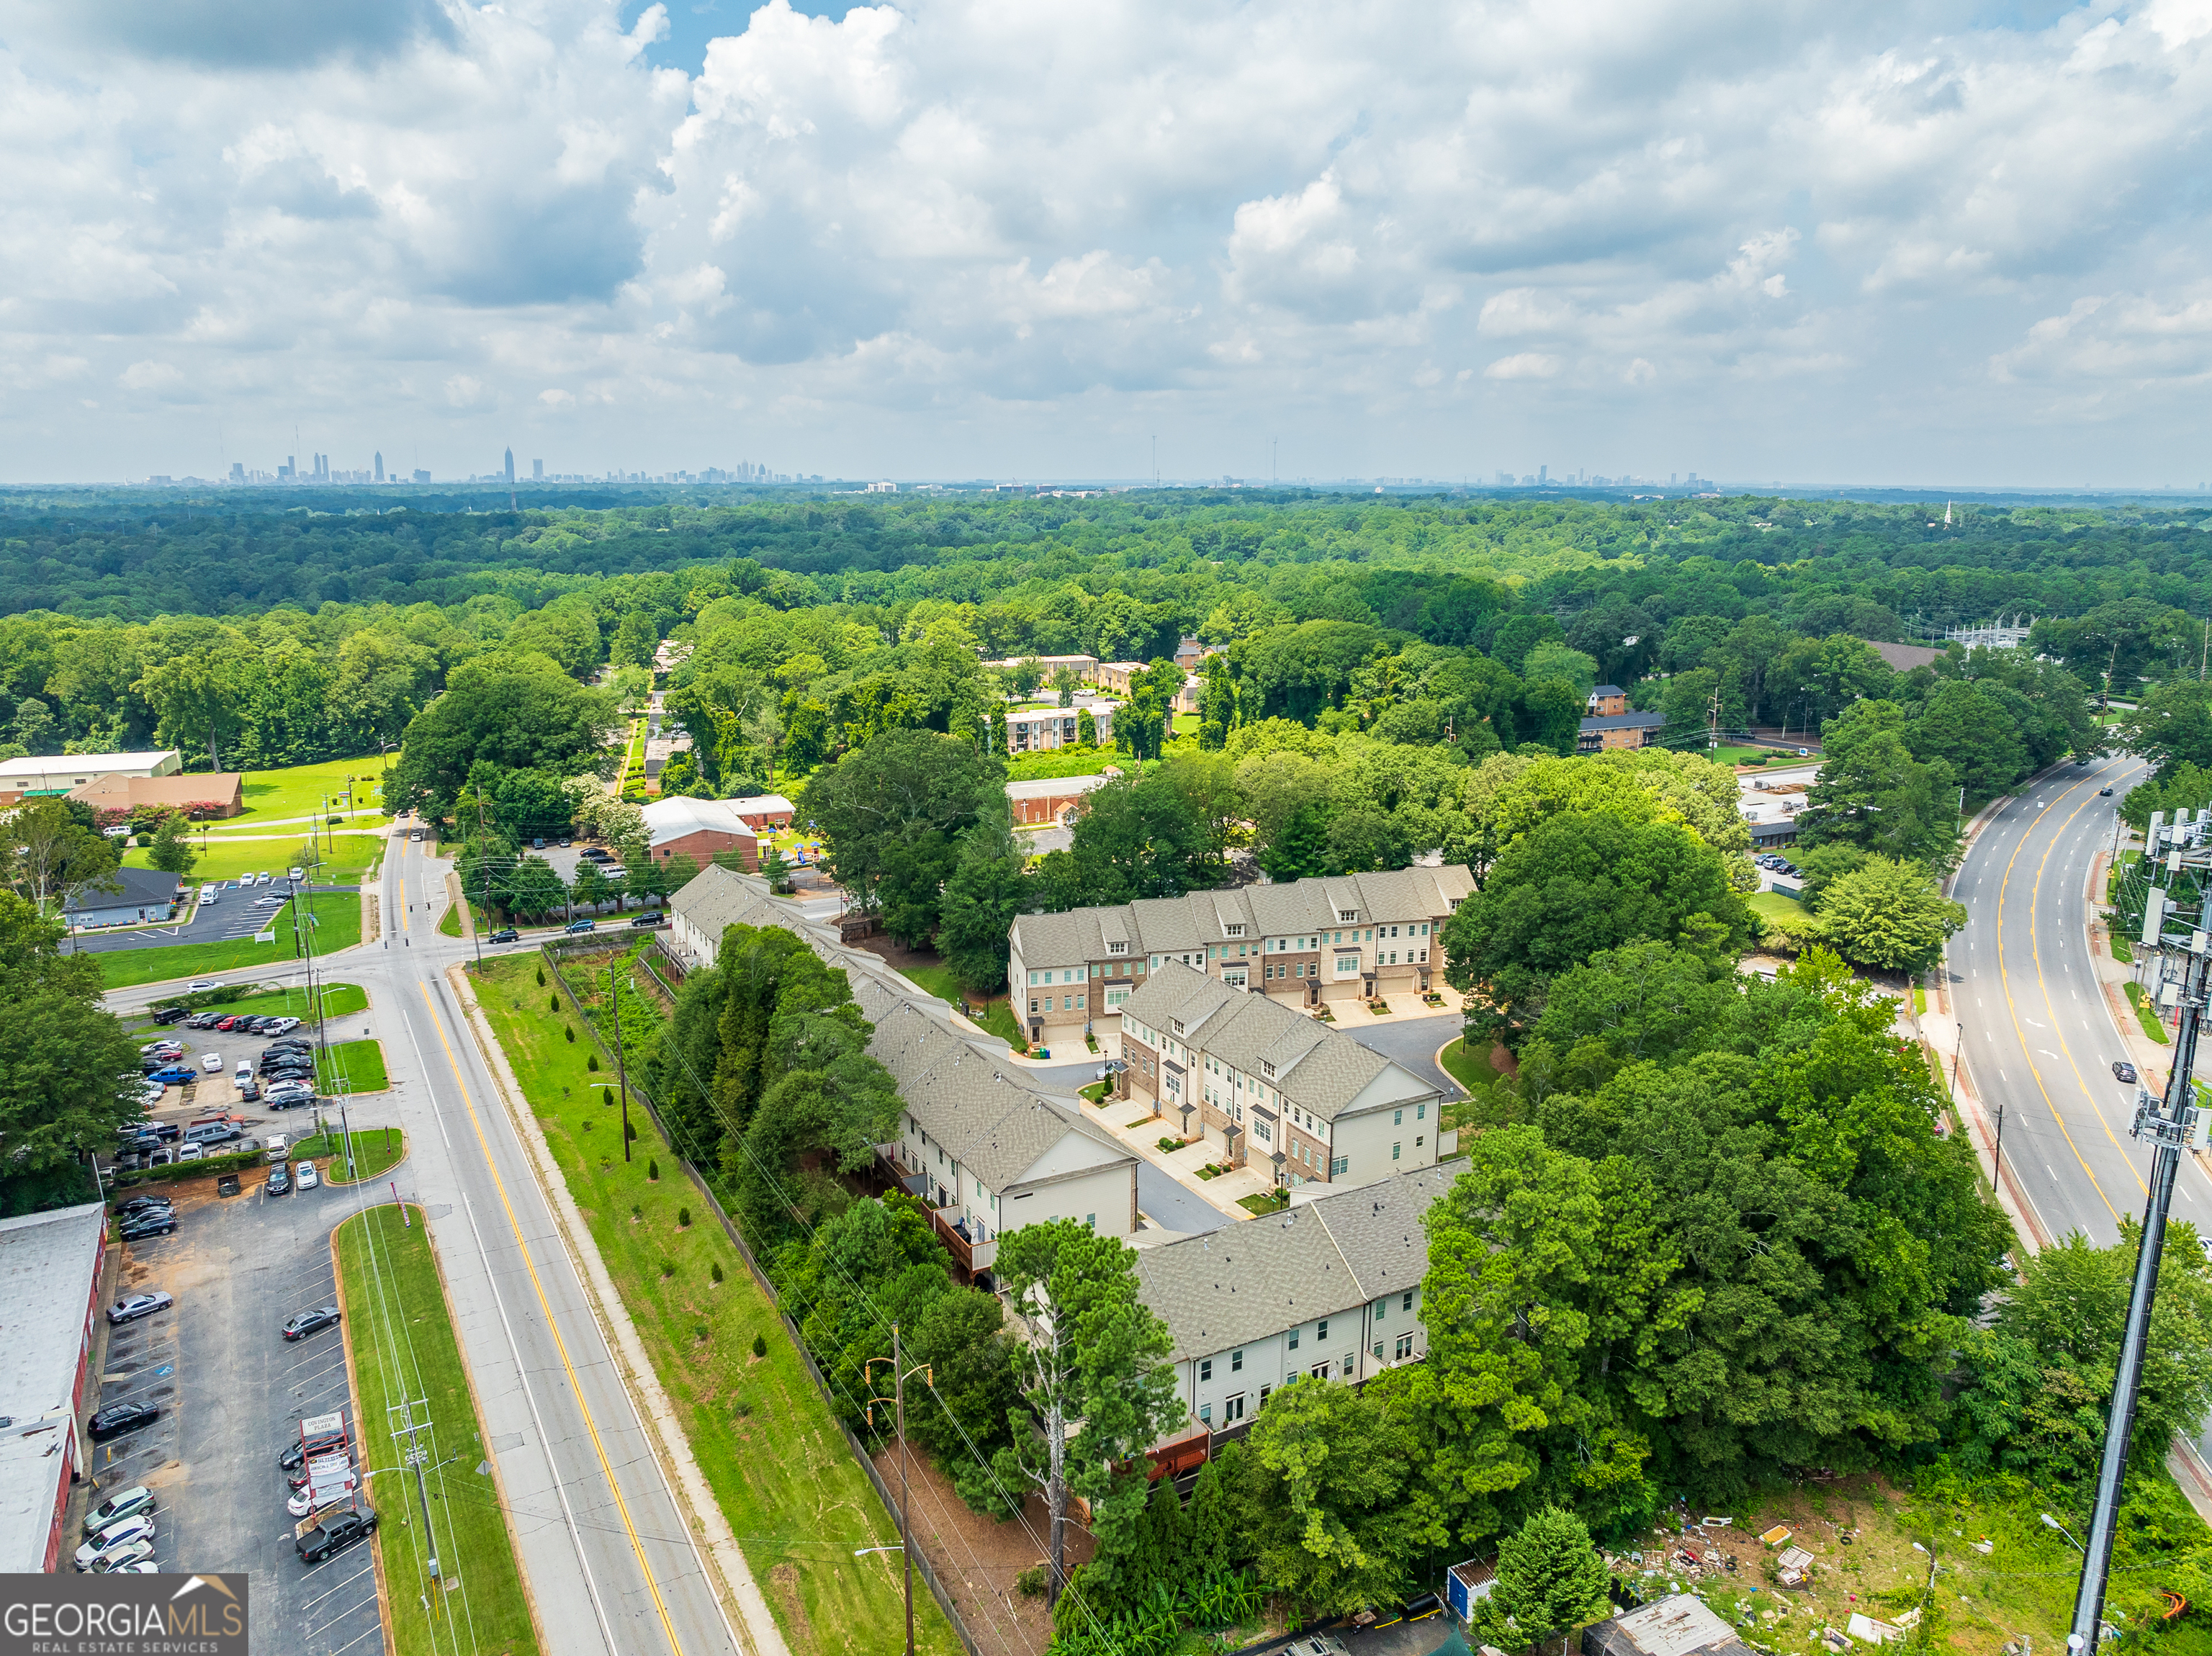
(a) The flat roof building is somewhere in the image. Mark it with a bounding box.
[0,1203,107,1572]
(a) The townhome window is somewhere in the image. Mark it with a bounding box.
[1312,1361,1331,1381]
[1199,1403,1213,1423]
[1393,1142,1402,1160]
[1223,1394,1245,1424]
[1331,1155,1347,1176]
[1231,1349,1244,1372]
[1260,1059,1276,1079]
[1108,941,1126,954]
[1337,909,1357,922]
[1225,923,1244,937]
[1287,1327,1300,1351]
[1316,1319,1329,1341]
[1416,1103,1426,1120]
[1171,1018,1184,1035]
[1395,1333,1415,1360]
[1375,1297,1386,1321]
[1200,1358,1213,1382]
[1372,1341,1385,1361]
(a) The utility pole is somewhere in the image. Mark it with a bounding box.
[611,963,631,1164]
[1990,1102,2005,1192]
[866,1325,930,1656]
[2072,809,2211,1651]
[388,1395,443,1589]
[469,792,489,972]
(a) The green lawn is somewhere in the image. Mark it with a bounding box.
[318,1039,390,1094]
[227,755,395,827]
[1438,1035,1489,1095]
[886,955,1029,1050]
[1748,889,1812,922]
[470,955,960,1656]
[295,1125,405,1182]
[333,1205,539,1656]
[94,892,363,989]
[122,832,382,886]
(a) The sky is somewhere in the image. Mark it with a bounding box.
[4,0,2212,488]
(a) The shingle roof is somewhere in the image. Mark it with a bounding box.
[1579,711,1668,732]
[66,866,182,914]
[1120,963,1434,1120]
[1131,1165,1457,1361]
[672,865,1130,1195]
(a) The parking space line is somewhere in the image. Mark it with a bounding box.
[323,1619,386,1656]
[302,1562,377,1614]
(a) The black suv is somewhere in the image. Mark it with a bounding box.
[117,1212,177,1241]
[150,1005,188,1025]
[487,927,519,944]
[297,1507,377,1563]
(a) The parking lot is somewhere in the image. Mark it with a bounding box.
[123,1014,394,1169]
[85,1168,387,1656]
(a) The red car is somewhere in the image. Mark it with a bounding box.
[214,1016,240,1032]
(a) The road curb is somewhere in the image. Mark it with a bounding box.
[327,1213,399,1652]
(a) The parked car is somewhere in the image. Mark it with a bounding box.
[117,1213,177,1241]
[82,1487,155,1538]
[199,1053,224,1073]
[148,1066,196,1086]
[295,1161,320,1191]
[287,866,304,881]
[269,1017,302,1035]
[89,1401,161,1441]
[282,1305,341,1342]
[184,1012,220,1029]
[266,1165,292,1197]
[580,846,611,861]
[74,1515,156,1570]
[140,1040,184,1057]
[184,1121,240,1147]
[235,1081,261,1103]
[107,1292,174,1326]
[532,837,546,849]
[264,1093,313,1112]
[565,919,596,934]
[487,927,519,943]
[176,1145,204,1163]
[2114,1059,2140,1083]
[84,1537,158,1575]
[253,895,287,908]
[213,1016,241,1032]
[150,1005,188,1025]
[297,1507,377,1564]
[118,1194,174,1216]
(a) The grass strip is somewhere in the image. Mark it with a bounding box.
[319,1039,391,1094]
[135,981,369,1025]
[96,892,363,989]
[2126,979,2172,1044]
[469,954,960,1656]
[294,1126,405,1182]
[333,1205,540,1656]
[1437,1035,1489,1095]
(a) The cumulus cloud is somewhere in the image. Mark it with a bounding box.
[4,0,2212,481]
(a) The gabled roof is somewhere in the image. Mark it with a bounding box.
[641,796,762,847]
[1120,963,1434,1120]
[1579,711,1667,732]
[1132,1165,1458,1362]
[66,866,182,914]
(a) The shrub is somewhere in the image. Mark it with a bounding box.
[565,1025,575,1043]
[601,1087,613,1106]
[648,1158,660,1180]
[626,1119,637,1141]
[711,1260,724,1284]
[549,992,560,1012]
[752,1333,768,1358]
[660,1259,675,1278]
[1016,1566,1045,1599]
[678,1206,693,1228]
[587,1052,599,1071]
[536,966,546,986]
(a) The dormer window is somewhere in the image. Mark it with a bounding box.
[1337,909,1357,923]
[1171,1018,1184,1036]
[1224,923,1244,938]
[1260,1059,1276,1079]
[1107,941,1127,954]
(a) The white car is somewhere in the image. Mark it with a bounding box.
[253,895,287,908]
[140,1082,168,1107]
[75,1515,156,1570]
[287,1466,359,1516]
[84,1537,156,1574]
[202,1053,224,1073]
[176,1144,203,1162]
[295,1161,320,1191]
[235,1063,253,1084]
[255,872,271,885]
[287,867,304,882]
[107,1292,174,1326]
[186,980,220,991]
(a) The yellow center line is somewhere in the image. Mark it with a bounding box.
[415,981,687,1656]
[2026,764,2149,1200]
[1993,771,2124,1226]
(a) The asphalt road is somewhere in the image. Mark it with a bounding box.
[89,1170,383,1656]
[107,827,747,1656]
[1946,752,2211,1250]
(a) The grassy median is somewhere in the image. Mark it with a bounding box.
[318,1038,390,1094]
[471,953,960,1656]
[333,1205,539,1656]
[295,1126,405,1183]
[96,893,363,989]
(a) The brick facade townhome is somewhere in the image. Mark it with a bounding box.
[1006,864,1474,1044]
[0,1203,107,1572]
[640,796,760,871]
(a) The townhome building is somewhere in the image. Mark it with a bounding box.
[1133,1165,1449,1438]
[667,865,1137,1285]
[1118,963,1442,1189]
[1004,698,1117,755]
[1005,865,1473,1044]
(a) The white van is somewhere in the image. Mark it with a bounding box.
[201,885,219,905]
[265,1136,289,1164]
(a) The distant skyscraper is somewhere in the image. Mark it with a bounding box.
[374,451,384,483]
[532,458,544,481]
[503,447,516,485]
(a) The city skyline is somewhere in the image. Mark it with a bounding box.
[5,2,2212,487]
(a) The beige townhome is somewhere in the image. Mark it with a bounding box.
[1005,864,1474,1045]
[1118,962,1442,1189]
[1134,1165,1449,1441]
[667,865,1136,1285]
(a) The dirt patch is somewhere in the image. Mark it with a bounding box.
[868,1444,1093,1656]
[848,933,940,976]
[769,1562,819,1656]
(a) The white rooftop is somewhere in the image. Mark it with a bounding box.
[0,750,180,783]
[639,795,763,848]
[1006,773,1114,801]
[723,793,796,819]
[0,1202,105,1571]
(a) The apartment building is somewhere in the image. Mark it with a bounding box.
[667,865,1137,1283]
[1005,698,1117,754]
[1088,661,1202,712]
[1134,1165,1449,1434]
[1006,864,1473,1042]
[1118,963,1441,1188]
